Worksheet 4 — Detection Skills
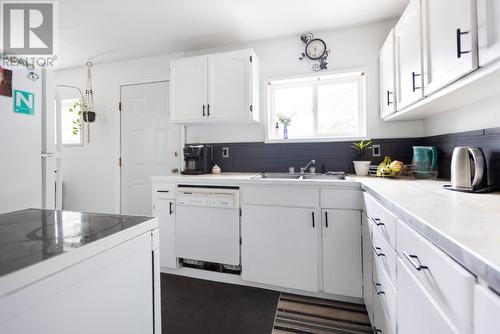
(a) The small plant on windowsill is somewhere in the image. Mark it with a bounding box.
[351,140,373,176]
[276,113,293,140]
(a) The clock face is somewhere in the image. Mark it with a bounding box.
[305,39,327,60]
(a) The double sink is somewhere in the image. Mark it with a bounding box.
[252,172,347,181]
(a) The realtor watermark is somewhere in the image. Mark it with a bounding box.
[0,1,58,68]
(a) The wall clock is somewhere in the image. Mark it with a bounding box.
[299,33,330,71]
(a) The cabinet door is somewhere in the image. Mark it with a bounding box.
[379,30,397,118]
[362,215,374,324]
[241,205,319,292]
[153,198,176,269]
[322,210,362,298]
[397,258,459,334]
[423,0,478,94]
[478,0,500,66]
[170,56,207,122]
[395,0,425,110]
[474,284,500,334]
[207,50,254,121]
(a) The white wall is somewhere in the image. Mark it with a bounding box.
[56,53,184,213]
[185,19,424,143]
[56,19,424,213]
[423,93,500,136]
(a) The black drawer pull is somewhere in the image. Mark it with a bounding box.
[403,251,429,271]
[372,246,385,257]
[157,190,170,193]
[371,217,384,226]
[169,202,173,215]
[373,282,385,295]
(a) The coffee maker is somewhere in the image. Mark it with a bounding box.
[181,145,214,175]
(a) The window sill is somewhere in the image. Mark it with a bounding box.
[265,136,369,144]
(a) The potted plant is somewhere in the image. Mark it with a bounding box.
[351,140,373,176]
[276,113,293,139]
[68,100,95,136]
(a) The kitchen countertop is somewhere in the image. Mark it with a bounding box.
[0,209,155,279]
[153,173,500,292]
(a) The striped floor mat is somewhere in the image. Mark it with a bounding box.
[272,293,372,334]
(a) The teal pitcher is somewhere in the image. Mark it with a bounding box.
[411,146,438,179]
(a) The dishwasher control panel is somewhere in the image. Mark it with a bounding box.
[176,187,239,209]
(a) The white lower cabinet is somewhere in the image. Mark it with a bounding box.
[362,214,374,324]
[152,198,177,269]
[474,284,500,333]
[397,258,459,334]
[322,209,362,298]
[241,205,320,292]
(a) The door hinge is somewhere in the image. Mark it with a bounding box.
[249,105,253,113]
[249,55,252,63]
[239,208,242,216]
[118,157,122,167]
[118,102,122,111]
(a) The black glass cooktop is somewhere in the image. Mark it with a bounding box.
[0,209,153,278]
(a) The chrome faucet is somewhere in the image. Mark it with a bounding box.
[300,160,316,174]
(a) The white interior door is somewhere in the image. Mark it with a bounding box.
[121,81,180,216]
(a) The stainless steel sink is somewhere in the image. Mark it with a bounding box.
[252,172,346,180]
[302,173,346,180]
[252,173,302,179]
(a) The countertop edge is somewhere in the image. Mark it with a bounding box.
[360,183,500,293]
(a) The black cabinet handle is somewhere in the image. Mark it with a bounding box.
[207,104,211,116]
[412,72,422,92]
[372,246,385,257]
[169,202,173,215]
[403,251,429,271]
[386,90,394,106]
[456,28,471,58]
[311,212,315,228]
[373,282,385,295]
[371,217,384,226]
[373,326,382,333]
[325,211,329,228]
[157,190,169,193]
[202,105,206,117]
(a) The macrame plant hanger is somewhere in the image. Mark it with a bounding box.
[83,61,96,143]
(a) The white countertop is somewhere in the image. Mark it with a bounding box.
[152,173,500,291]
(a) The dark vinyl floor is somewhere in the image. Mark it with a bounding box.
[161,273,280,334]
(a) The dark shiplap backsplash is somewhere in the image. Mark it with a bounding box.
[201,127,500,185]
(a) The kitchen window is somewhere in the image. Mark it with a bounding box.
[267,70,367,142]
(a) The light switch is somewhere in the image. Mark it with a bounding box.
[222,147,229,158]
[372,144,381,157]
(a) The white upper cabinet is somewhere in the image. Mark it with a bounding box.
[170,49,259,123]
[422,0,478,95]
[379,29,397,118]
[170,56,207,122]
[208,49,258,121]
[395,0,425,110]
[477,0,500,66]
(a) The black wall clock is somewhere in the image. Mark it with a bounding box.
[299,33,330,71]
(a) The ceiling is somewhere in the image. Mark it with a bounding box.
[58,0,409,69]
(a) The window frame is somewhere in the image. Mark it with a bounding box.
[265,68,368,143]
[59,98,84,147]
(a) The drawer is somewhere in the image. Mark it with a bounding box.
[152,183,176,199]
[362,192,397,249]
[320,188,362,209]
[397,222,474,334]
[241,186,319,207]
[373,260,397,334]
[372,226,397,286]
[397,258,459,334]
[474,285,500,334]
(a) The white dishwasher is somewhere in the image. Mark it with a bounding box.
[175,186,240,267]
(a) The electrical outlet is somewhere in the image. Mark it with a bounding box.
[372,144,381,157]
[222,147,229,158]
